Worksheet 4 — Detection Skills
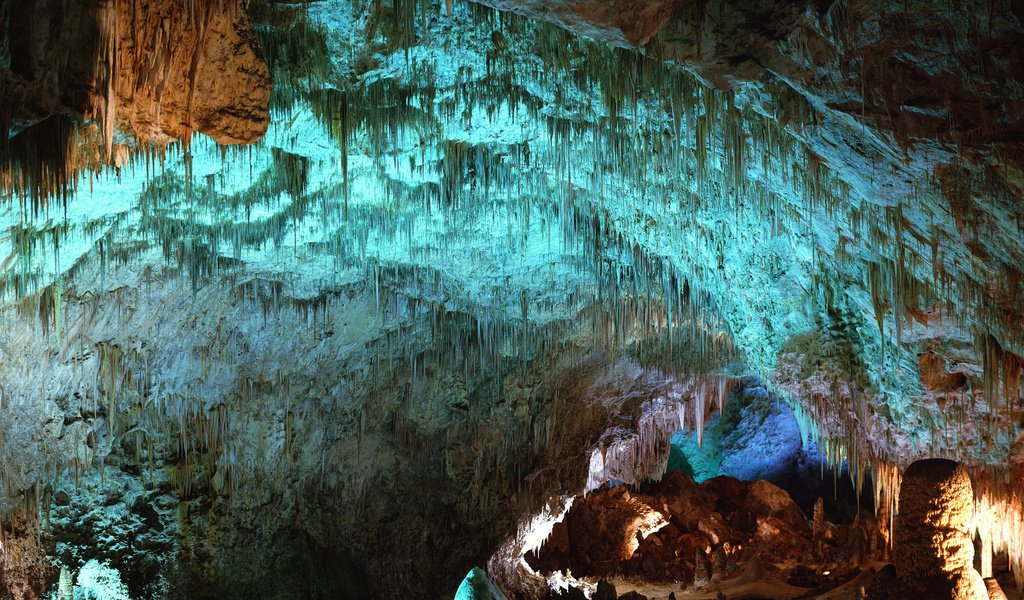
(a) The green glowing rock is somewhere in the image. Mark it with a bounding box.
[454,567,507,600]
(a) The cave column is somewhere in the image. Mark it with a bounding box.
[893,458,988,599]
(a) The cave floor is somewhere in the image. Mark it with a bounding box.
[573,561,1023,600]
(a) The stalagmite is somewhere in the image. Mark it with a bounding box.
[455,567,509,600]
[985,578,1008,600]
[891,459,987,599]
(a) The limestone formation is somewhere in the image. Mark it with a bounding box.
[469,0,678,46]
[894,459,988,599]
[1,0,270,146]
[694,547,711,587]
[1,0,270,201]
[455,567,509,600]
[110,0,271,145]
[0,516,51,600]
[531,471,832,587]
[812,497,825,553]
[709,544,728,582]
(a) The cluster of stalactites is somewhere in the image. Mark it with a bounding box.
[0,0,249,212]
[585,377,730,492]
[7,0,1021,375]
[973,471,1024,591]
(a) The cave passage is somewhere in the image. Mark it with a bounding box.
[2,0,1024,599]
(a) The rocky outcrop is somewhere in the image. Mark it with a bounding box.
[528,472,824,585]
[110,0,271,145]
[1,0,269,146]
[455,567,509,600]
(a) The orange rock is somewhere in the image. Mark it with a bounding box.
[111,0,271,145]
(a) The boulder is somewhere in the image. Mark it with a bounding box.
[744,480,808,534]
[655,471,714,529]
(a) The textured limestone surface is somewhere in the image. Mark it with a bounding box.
[894,458,988,598]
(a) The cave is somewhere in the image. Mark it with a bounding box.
[1,0,1023,599]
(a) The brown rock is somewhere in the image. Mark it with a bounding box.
[697,513,733,546]
[656,471,714,529]
[702,475,748,514]
[528,487,667,577]
[0,515,53,600]
[919,352,968,393]
[112,0,271,145]
[1,0,269,147]
[744,479,808,534]
[710,544,728,581]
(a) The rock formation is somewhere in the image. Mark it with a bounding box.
[891,458,988,599]
[0,0,1023,598]
[455,567,509,600]
[985,577,1009,600]
[469,0,679,46]
[528,472,817,584]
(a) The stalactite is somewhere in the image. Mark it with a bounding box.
[974,469,1024,591]
[95,0,118,159]
[586,378,730,491]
